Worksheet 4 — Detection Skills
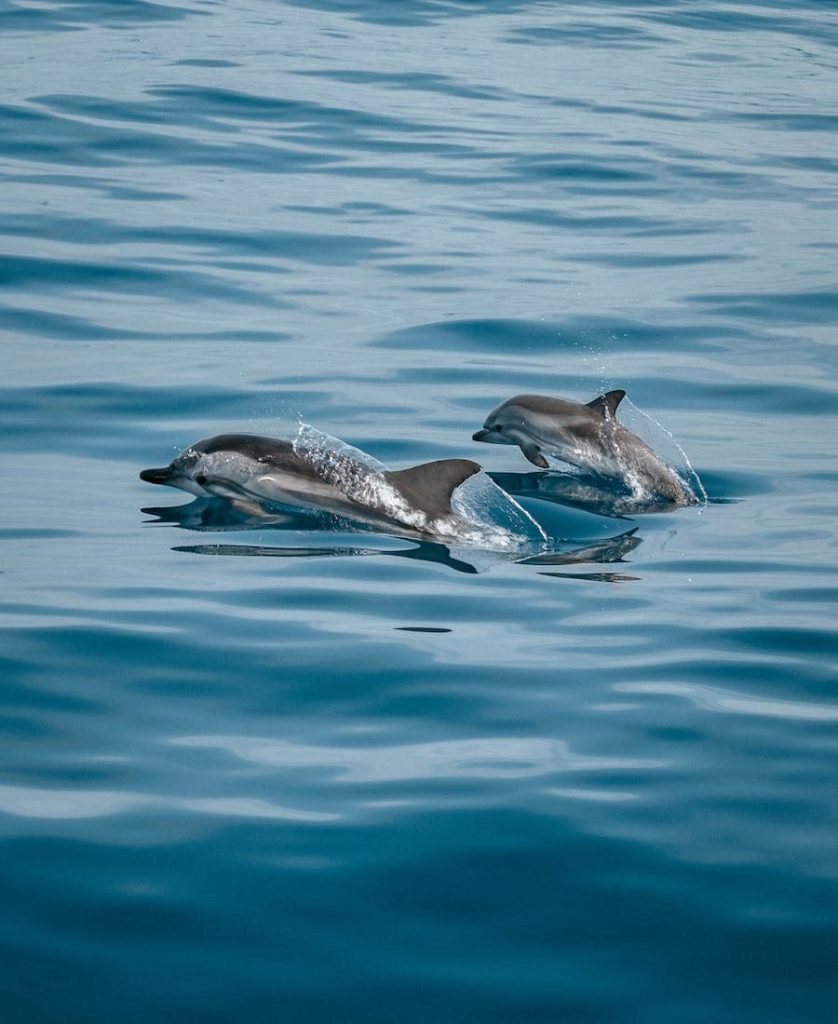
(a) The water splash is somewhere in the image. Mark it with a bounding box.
[293,423,432,534]
[292,423,541,550]
[622,399,708,507]
[293,422,386,474]
[452,471,548,545]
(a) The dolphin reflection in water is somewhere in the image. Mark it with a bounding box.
[142,496,642,578]
[490,470,682,519]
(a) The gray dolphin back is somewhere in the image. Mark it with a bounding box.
[194,434,297,464]
[384,459,481,517]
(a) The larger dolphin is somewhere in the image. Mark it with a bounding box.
[473,390,696,506]
[140,433,482,536]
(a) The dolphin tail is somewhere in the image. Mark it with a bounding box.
[586,389,626,419]
[384,459,481,517]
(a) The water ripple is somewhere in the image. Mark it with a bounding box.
[0,785,338,824]
[615,682,838,723]
[171,734,660,783]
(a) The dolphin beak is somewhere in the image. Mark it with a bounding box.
[140,466,174,485]
[472,429,492,443]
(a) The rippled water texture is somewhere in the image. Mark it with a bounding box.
[2,2,838,1021]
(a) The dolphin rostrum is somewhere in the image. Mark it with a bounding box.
[140,432,482,535]
[473,390,696,505]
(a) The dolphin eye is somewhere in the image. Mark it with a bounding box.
[495,424,504,432]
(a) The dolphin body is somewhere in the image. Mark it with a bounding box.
[140,433,482,536]
[473,390,695,506]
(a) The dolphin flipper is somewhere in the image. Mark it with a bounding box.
[585,389,626,419]
[384,459,481,517]
[520,443,549,469]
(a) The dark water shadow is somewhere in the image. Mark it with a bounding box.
[142,497,643,579]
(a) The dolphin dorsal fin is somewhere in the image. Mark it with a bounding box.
[384,459,481,518]
[586,389,626,419]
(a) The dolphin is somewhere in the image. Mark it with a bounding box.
[473,390,696,506]
[140,433,482,536]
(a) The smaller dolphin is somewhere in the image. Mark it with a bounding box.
[473,390,695,506]
[140,433,482,536]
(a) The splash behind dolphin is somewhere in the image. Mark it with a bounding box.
[473,390,696,506]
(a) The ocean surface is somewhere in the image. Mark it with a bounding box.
[2,1,838,1020]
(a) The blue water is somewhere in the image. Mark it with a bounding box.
[3,1,838,1020]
